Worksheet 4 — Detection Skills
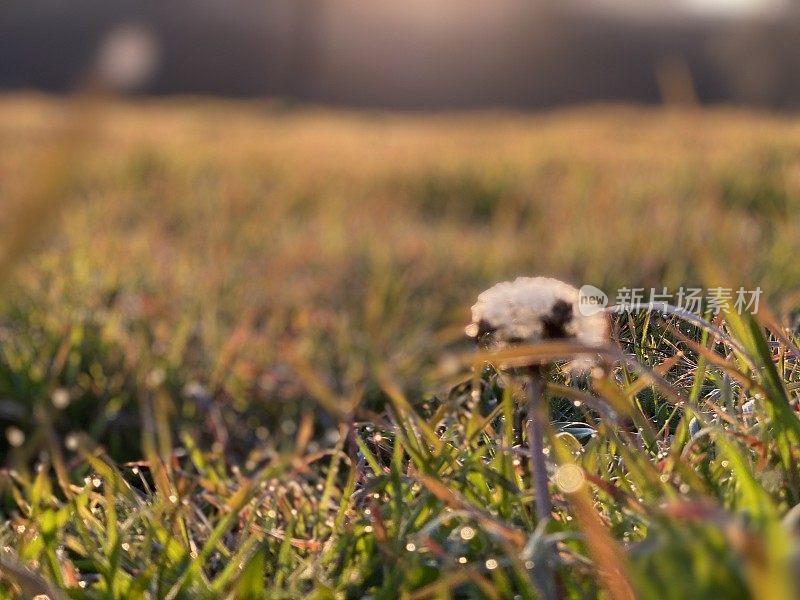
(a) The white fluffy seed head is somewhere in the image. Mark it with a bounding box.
[466,276,608,368]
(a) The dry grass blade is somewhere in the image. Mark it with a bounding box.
[471,341,608,369]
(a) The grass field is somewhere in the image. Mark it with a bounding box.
[1,94,800,598]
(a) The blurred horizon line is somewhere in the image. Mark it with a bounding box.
[2,0,800,109]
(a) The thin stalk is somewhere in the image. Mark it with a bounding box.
[526,369,551,522]
[525,367,557,600]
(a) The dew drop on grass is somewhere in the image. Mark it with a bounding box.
[5,427,24,448]
[146,368,165,388]
[51,388,71,409]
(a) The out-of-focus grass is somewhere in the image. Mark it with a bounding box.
[1,94,800,598]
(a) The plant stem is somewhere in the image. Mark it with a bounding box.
[526,369,551,523]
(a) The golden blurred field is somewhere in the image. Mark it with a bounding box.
[3,97,800,320]
[4,95,800,296]
[2,95,799,408]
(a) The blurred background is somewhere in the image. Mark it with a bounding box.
[1,0,800,457]
[3,0,800,108]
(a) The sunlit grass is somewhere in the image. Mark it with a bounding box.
[0,94,799,598]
